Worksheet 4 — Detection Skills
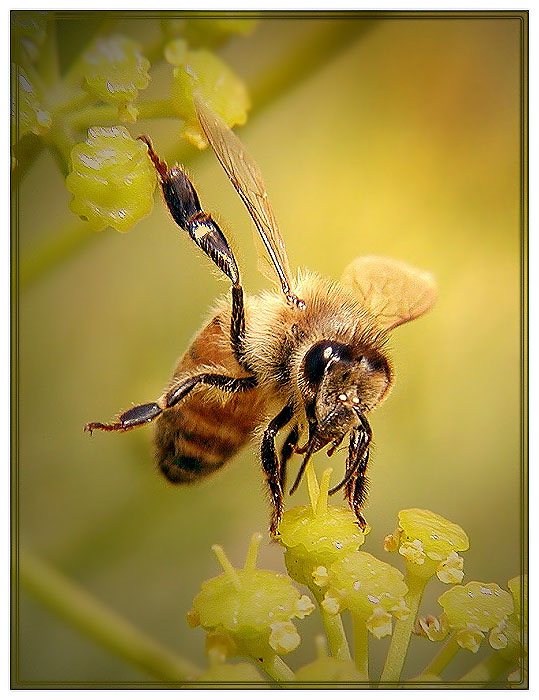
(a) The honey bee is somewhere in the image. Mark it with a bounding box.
[85,96,436,536]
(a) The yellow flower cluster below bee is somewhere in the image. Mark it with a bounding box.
[385,508,469,581]
[278,466,366,590]
[188,534,314,660]
[322,551,409,639]
[438,581,514,653]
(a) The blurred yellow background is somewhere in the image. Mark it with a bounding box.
[16,14,525,684]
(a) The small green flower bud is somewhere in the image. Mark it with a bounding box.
[168,46,249,148]
[322,551,409,639]
[188,534,313,660]
[81,35,150,108]
[385,508,469,581]
[15,68,51,139]
[438,581,513,653]
[66,126,156,232]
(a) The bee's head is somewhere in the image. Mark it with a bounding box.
[301,339,392,440]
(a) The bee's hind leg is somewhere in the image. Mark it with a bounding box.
[85,372,257,433]
[139,136,249,370]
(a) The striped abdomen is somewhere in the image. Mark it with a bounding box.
[154,311,265,483]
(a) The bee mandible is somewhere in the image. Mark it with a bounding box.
[85,96,437,536]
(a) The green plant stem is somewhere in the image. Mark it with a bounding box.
[416,633,460,679]
[65,98,176,131]
[257,653,295,686]
[458,653,514,684]
[379,573,426,684]
[19,548,201,684]
[352,614,369,681]
[52,90,95,115]
[319,605,351,661]
[42,122,77,174]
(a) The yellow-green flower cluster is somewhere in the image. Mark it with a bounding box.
[188,534,314,661]
[384,508,469,583]
[438,581,514,653]
[166,39,250,148]
[322,552,409,639]
[277,467,366,594]
[66,126,156,232]
[81,35,150,120]
[15,68,51,139]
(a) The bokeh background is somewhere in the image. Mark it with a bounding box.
[14,12,525,686]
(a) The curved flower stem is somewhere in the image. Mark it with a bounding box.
[379,573,426,684]
[257,653,295,686]
[458,653,514,684]
[19,548,201,683]
[352,613,369,681]
[415,633,460,679]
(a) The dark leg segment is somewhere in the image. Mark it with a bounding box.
[279,424,299,492]
[230,285,247,368]
[340,416,372,529]
[261,404,294,537]
[85,373,256,433]
[139,136,249,367]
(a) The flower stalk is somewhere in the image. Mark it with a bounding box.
[352,613,369,680]
[416,632,460,679]
[379,571,426,683]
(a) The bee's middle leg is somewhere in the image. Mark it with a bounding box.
[85,373,257,433]
[261,404,294,537]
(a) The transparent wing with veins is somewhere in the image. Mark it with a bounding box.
[195,95,303,307]
[341,256,437,330]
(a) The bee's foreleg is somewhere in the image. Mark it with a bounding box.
[85,373,257,434]
[341,419,372,530]
[329,421,371,496]
[279,424,300,492]
[261,404,294,537]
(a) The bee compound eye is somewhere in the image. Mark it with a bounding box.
[303,340,352,385]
